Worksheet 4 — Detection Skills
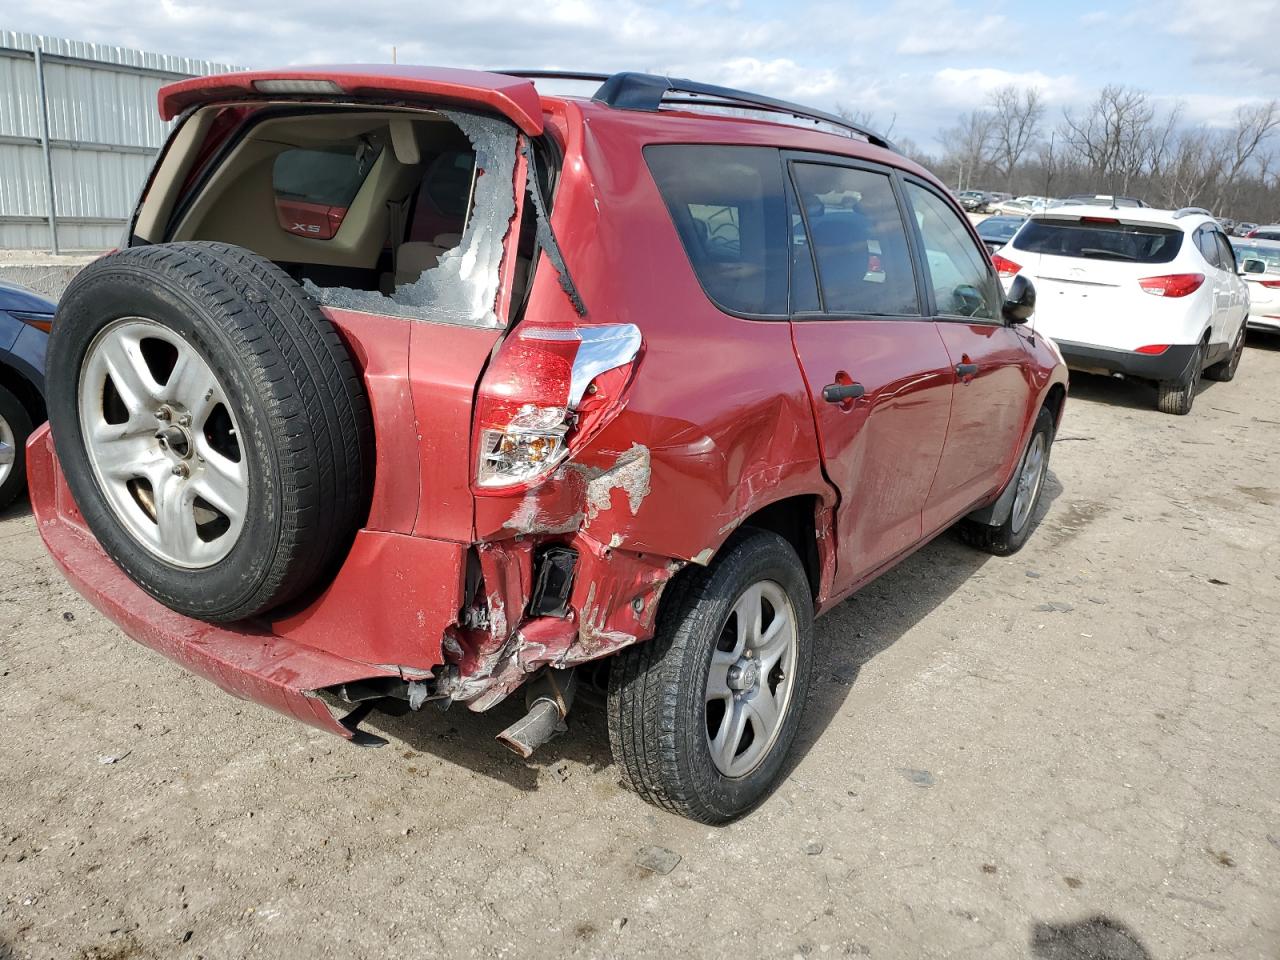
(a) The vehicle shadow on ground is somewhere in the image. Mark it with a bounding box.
[0,495,32,523]
[1029,915,1153,960]
[360,469,1064,798]
[1245,329,1280,351]
[782,468,1064,782]
[361,675,615,792]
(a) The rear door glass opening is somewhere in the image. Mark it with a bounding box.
[137,106,523,328]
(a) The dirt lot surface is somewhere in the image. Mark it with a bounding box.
[2,337,1278,960]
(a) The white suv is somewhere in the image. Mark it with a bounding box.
[992,206,1250,415]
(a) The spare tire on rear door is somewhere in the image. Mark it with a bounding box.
[45,241,373,623]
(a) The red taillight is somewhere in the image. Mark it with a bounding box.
[1259,280,1280,289]
[1246,230,1258,238]
[1134,344,1170,355]
[992,254,1021,279]
[473,323,642,492]
[1138,273,1205,298]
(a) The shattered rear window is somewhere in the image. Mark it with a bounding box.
[304,111,518,327]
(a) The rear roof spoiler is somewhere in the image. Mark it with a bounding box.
[158,65,545,135]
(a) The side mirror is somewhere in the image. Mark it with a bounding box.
[1240,258,1266,275]
[1002,274,1036,324]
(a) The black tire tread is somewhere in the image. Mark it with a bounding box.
[607,529,812,823]
[0,382,34,511]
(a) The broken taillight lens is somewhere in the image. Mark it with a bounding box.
[473,324,642,492]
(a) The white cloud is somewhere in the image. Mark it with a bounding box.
[930,68,1082,108]
[2,0,1271,154]
[1157,0,1280,80]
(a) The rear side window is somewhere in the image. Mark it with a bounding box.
[1013,218,1183,264]
[791,163,920,316]
[645,145,789,316]
[272,143,379,240]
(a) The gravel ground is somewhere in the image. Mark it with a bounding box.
[2,335,1278,960]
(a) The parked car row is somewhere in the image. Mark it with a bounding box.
[6,64,1274,825]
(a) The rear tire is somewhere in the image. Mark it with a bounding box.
[1156,343,1204,415]
[45,242,373,622]
[1204,326,1245,382]
[957,405,1054,556]
[607,529,814,824]
[0,383,34,511]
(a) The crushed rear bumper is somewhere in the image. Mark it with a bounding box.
[27,425,416,743]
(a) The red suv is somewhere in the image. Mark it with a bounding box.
[33,67,1066,822]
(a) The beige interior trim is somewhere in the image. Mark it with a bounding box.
[151,106,456,269]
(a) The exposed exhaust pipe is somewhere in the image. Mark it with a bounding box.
[497,668,577,759]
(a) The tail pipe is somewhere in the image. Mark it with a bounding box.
[496,668,577,759]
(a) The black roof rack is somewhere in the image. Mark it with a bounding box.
[496,69,897,152]
[497,70,612,84]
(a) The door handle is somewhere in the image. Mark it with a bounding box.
[822,382,866,403]
[955,362,979,378]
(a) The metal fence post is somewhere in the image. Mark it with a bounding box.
[33,43,60,255]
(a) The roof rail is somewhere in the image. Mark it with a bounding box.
[495,69,897,151]
[1173,207,1213,219]
[589,72,897,152]
[496,70,612,84]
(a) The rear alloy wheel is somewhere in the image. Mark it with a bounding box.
[0,383,34,511]
[1156,344,1204,415]
[607,529,814,823]
[1204,326,1245,382]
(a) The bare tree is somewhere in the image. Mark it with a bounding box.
[988,85,1044,189]
[1216,100,1280,210]
[1162,126,1219,209]
[938,110,995,190]
[834,103,897,139]
[1059,85,1156,191]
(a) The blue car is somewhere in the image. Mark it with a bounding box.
[0,279,53,509]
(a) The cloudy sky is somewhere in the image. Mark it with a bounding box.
[6,0,1278,147]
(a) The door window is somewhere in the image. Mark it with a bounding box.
[904,182,1002,321]
[790,163,920,316]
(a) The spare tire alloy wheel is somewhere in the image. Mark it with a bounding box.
[705,580,799,778]
[79,318,246,568]
[47,242,372,623]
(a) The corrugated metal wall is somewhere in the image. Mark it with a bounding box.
[0,33,240,251]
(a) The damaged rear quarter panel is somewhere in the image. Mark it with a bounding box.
[464,104,834,695]
[476,103,831,565]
